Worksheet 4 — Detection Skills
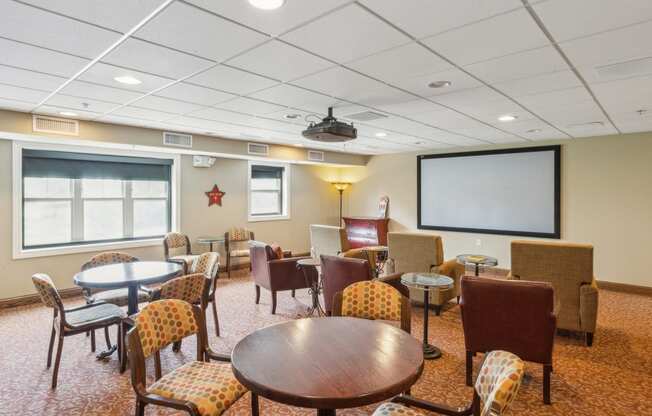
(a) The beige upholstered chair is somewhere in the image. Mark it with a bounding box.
[225,227,254,278]
[190,252,221,336]
[387,232,464,315]
[509,240,599,346]
[309,224,375,270]
[163,232,199,274]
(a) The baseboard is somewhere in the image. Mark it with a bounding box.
[0,287,83,309]
[597,280,652,296]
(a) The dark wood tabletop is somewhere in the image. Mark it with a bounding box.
[231,317,424,414]
[73,261,182,289]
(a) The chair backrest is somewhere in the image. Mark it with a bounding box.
[159,274,208,306]
[388,232,443,273]
[191,252,220,279]
[81,251,139,271]
[31,273,63,310]
[475,350,525,416]
[132,299,200,358]
[164,232,191,258]
[334,280,410,333]
[511,240,593,330]
[310,224,349,258]
[320,254,371,314]
[227,227,253,242]
[460,276,556,364]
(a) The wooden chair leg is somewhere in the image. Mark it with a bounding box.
[154,351,162,380]
[543,364,552,404]
[291,289,296,298]
[173,340,182,352]
[104,326,112,350]
[211,298,220,337]
[271,291,277,314]
[51,335,64,389]
[120,322,128,374]
[227,254,231,278]
[434,305,442,316]
[255,285,261,304]
[135,400,146,416]
[586,332,594,347]
[47,326,56,368]
[251,392,259,416]
[90,330,96,352]
[465,350,473,386]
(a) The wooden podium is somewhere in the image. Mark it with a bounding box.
[343,217,389,249]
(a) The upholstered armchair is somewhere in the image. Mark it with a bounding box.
[460,276,556,404]
[250,242,311,314]
[225,227,254,277]
[509,240,599,346]
[387,232,464,315]
[163,232,199,274]
[320,255,408,315]
[309,224,376,269]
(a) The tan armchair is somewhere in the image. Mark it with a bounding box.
[509,240,599,346]
[387,232,464,315]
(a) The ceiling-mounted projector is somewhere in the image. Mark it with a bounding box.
[302,107,357,143]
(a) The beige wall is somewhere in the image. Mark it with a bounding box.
[343,132,652,287]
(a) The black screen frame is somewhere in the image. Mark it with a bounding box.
[417,145,561,239]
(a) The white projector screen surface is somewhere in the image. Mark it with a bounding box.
[418,147,560,238]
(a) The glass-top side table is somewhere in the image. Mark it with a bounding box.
[401,272,454,360]
[196,236,225,253]
[456,254,498,276]
[296,258,324,317]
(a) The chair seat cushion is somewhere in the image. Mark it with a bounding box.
[229,249,250,258]
[373,403,424,416]
[65,303,126,328]
[170,255,200,265]
[89,288,150,306]
[148,361,247,416]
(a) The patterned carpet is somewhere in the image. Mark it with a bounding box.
[1,271,650,416]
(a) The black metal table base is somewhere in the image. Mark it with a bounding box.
[96,344,117,360]
[422,291,443,360]
[423,343,442,360]
[304,287,325,317]
[317,409,335,416]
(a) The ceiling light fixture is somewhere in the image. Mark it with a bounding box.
[498,114,518,122]
[59,111,78,117]
[283,113,301,119]
[293,143,304,147]
[526,128,542,133]
[248,0,285,10]
[428,80,452,89]
[114,75,142,85]
[375,132,387,138]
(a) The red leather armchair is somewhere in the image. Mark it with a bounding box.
[250,243,311,314]
[460,275,556,404]
[320,255,408,315]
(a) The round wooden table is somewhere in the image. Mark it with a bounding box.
[231,317,424,415]
[73,261,182,315]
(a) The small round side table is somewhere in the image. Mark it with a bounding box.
[296,258,324,317]
[401,272,454,360]
[456,254,498,276]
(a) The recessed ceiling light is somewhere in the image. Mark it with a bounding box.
[498,114,518,122]
[526,128,542,133]
[114,75,142,85]
[293,143,304,147]
[427,80,452,89]
[283,113,301,119]
[248,0,285,10]
[414,141,425,145]
[59,111,78,117]
[375,132,387,138]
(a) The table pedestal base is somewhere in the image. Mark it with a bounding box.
[96,344,117,360]
[317,410,335,416]
[423,343,442,360]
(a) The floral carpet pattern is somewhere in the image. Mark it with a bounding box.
[1,270,650,416]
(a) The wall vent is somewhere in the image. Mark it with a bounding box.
[32,115,79,136]
[344,110,388,122]
[595,56,652,80]
[307,150,324,162]
[163,131,193,148]
[248,142,269,156]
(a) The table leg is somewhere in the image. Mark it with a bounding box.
[209,242,215,252]
[127,285,139,316]
[317,410,335,416]
[422,290,442,360]
[474,263,480,276]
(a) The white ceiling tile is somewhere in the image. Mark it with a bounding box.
[133,95,205,114]
[347,43,451,84]
[46,94,118,113]
[188,107,259,125]
[517,87,594,113]
[18,0,168,33]
[567,123,618,138]
[102,38,214,79]
[185,0,350,36]
[263,108,315,125]
[187,65,278,95]
[110,106,176,121]
[79,63,172,93]
[359,0,523,39]
[0,84,49,103]
[154,82,236,106]
[37,105,101,120]
[249,84,338,113]
[0,98,39,112]
[281,4,411,63]
[291,67,413,107]
[493,70,581,97]
[611,111,652,133]
[0,1,120,58]
[393,67,483,98]
[0,38,89,78]
[422,9,549,66]
[375,99,448,117]
[228,40,334,82]
[464,46,569,84]
[0,65,65,91]
[215,97,286,116]
[591,74,652,115]
[432,86,505,109]
[60,81,144,103]
[136,2,267,62]
[534,0,652,42]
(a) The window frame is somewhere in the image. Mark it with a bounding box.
[12,141,180,259]
[247,161,290,222]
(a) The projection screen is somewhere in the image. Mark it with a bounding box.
[417,146,560,238]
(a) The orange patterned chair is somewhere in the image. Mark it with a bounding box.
[190,252,221,336]
[373,350,525,416]
[127,299,249,416]
[224,227,254,277]
[332,280,411,333]
[164,232,199,274]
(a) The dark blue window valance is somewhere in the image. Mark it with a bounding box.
[251,165,284,180]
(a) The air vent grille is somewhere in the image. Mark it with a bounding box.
[596,56,652,79]
[248,142,269,156]
[307,150,324,162]
[163,132,192,148]
[32,115,79,136]
[344,111,388,121]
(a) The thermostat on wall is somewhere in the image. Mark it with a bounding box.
[192,155,216,168]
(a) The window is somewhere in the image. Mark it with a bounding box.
[20,148,173,250]
[248,162,290,221]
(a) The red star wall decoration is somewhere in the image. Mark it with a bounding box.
[205,184,225,207]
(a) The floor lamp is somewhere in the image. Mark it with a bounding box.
[331,182,351,227]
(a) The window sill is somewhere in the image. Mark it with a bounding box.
[13,238,163,260]
[248,214,290,223]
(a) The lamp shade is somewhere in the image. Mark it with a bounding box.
[331,182,351,191]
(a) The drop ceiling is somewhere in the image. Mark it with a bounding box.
[1,0,651,155]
